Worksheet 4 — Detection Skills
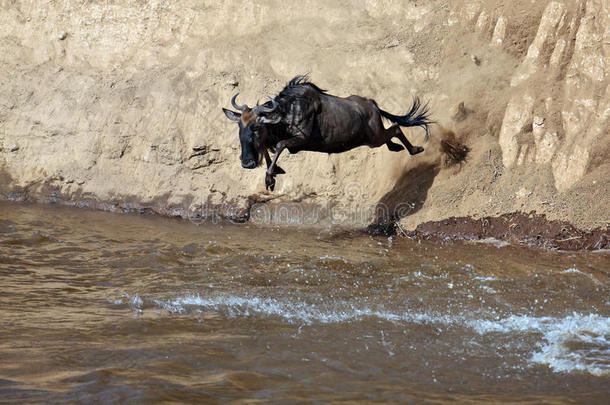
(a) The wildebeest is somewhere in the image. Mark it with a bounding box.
[222,75,432,191]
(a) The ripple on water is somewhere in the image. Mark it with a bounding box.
[126,291,610,377]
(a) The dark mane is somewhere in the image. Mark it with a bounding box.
[279,74,327,98]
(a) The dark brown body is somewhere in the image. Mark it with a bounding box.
[284,94,402,153]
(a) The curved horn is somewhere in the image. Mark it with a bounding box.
[231,93,247,111]
[252,96,278,114]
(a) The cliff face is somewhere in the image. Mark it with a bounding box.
[0,0,608,230]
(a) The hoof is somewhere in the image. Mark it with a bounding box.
[410,146,424,155]
[265,173,276,191]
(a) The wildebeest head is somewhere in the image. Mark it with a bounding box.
[222,93,281,169]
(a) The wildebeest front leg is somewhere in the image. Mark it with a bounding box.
[263,150,285,176]
[265,138,307,191]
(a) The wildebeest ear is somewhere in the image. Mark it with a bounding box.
[222,108,241,122]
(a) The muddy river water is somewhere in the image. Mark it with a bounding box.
[0,201,608,403]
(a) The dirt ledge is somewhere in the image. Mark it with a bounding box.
[394,212,609,251]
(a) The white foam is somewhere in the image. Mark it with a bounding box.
[469,313,610,376]
[472,237,511,248]
[412,270,447,280]
[154,293,459,326]
[318,255,349,263]
[561,268,601,284]
[562,267,582,274]
[124,293,143,307]
[480,286,497,294]
[473,276,499,282]
[124,293,143,314]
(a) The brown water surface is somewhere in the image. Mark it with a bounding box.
[0,201,608,403]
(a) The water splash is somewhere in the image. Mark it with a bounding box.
[152,293,459,326]
[469,313,610,376]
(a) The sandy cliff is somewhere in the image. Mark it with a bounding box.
[0,0,608,234]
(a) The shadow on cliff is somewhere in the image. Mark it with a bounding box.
[367,126,469,236]
[368,162,440,235]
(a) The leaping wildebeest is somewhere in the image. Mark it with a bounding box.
[222,75,433,191]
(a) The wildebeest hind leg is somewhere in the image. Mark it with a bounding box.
[371,124,405,150]
[394,127,424,155]
[386,141,404,152]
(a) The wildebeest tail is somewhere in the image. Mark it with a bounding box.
[378,97,433,142]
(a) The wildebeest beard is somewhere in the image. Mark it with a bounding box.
[250,137,264,168]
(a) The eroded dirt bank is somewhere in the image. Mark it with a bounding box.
[0,1,608,245]
[400,212,609,251]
